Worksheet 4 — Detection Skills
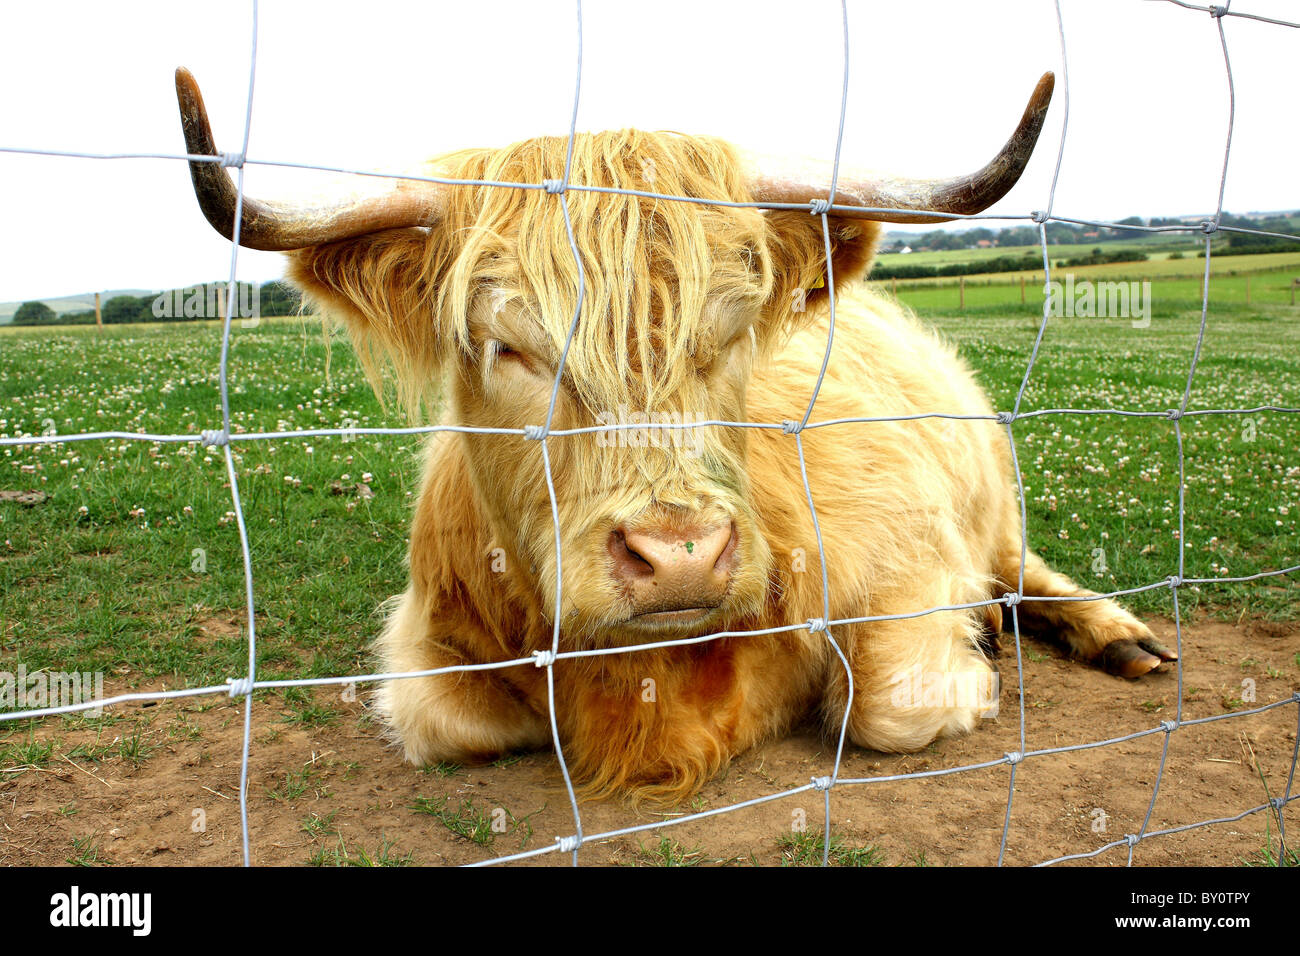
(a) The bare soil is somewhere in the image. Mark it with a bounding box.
[2,617,1297,867]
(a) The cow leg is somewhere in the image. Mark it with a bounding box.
[372,590,550,766]
[826,603,998,754]
[996,546,1177,678]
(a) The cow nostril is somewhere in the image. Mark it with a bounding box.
[610,520,738,618]
[608,529,655,579]
[611,521,737,582]
[714,522,739,573]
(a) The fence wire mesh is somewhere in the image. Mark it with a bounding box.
[1,0,1298,867]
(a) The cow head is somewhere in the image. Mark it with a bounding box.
[175,68,1053,647]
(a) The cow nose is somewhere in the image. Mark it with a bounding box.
[608,521,737,617]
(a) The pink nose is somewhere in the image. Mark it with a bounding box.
[608,521,737,617]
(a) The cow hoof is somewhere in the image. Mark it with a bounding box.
[1099,635,1178,679]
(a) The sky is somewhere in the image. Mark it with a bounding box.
[0,0,1296,304]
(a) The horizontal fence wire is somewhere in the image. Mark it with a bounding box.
[1,0,1297,866]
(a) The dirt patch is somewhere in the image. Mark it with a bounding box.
[1245,619,1297,642]
[0,490,48,506]
[192,617,242,644]
[69,548,120,562]
[2,617,1296,867]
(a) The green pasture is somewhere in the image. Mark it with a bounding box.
[0,296,1296,700]
[884,264,1300,314]
[873,237,1300,276]
[874,235,1204,271]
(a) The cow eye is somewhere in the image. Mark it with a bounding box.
[485,338,535,375]
[499,344,532,365]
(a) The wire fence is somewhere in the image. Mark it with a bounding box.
[2,0,1298,867]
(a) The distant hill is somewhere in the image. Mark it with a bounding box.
[0,290,158,324]
[1,281,302,328]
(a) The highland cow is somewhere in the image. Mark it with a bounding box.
[175,67,1174,801]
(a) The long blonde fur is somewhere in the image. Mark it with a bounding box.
[285,129,1159,803]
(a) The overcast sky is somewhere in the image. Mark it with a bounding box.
[1,0,1296,304]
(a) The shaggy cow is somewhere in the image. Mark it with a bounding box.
[175,68,1174,801]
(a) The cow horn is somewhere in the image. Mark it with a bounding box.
[745,72,1055,223]
[174,67,446,251]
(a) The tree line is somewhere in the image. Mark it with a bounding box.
[10,280,301,327]
[878,212,1299,256]
[868,211,1299,280]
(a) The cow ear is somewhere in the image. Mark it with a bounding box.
[286,227,446,419]
[762,212,881,334]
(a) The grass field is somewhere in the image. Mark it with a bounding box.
[874,241,1300,325]
[1,288,1296,702]
[873,237,1300,275]
[886,266,1300,313]
[0,318,419,691]
[873,235,1205,271]
[919,303,1298,622]
[1,292,1297,869]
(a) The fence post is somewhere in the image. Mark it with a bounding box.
[959,275,965,311]
[94,291,102,332]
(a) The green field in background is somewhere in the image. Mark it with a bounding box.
[0,303,1296,697]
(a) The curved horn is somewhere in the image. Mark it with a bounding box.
[745,72,1055,224]
[174,67,445,251]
